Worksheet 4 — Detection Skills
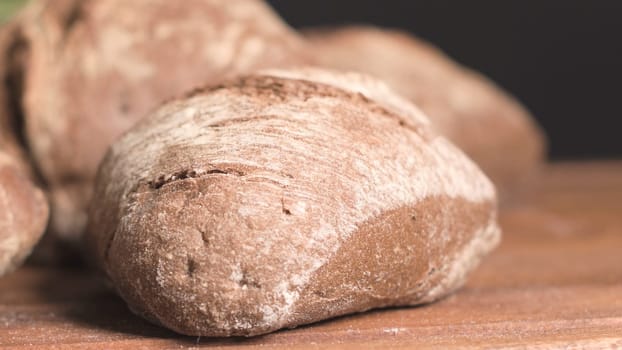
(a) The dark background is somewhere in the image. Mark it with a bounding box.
[268,0,622,160]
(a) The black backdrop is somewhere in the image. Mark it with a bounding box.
[267,0,622,159]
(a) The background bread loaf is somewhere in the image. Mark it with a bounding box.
[0,22,48,276]
[87,70,500,336]
[0,0,311,249]
[305,26,547,200]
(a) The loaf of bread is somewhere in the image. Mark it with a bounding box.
[86,69,500,336]
[305,26,547,200]
[0,23,48,276]
[1,0,310,247]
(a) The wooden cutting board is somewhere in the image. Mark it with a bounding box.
[1,161,621,349]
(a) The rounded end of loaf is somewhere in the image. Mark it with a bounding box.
[0,154,49,277]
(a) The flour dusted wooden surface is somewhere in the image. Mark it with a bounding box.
[1,161,621,348]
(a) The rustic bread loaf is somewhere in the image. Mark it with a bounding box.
[0,152,48,276]
[305,26,547,200]
[2,0,310,246]
[86,69,500,336]
[0,23,48,276]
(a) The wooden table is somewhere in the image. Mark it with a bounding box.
[2,162,621,349]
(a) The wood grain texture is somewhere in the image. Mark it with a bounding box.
[1,161,621,349]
